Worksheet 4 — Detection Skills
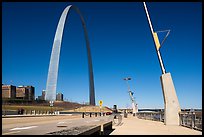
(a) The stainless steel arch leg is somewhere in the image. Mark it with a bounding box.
[45,5,95,106]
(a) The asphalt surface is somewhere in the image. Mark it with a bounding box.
[2,114,112,135]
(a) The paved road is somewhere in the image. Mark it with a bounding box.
[2,114,111,135]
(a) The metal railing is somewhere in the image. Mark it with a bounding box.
[136,111,164,122]
[136,110,202,131]
[179,111,202,131]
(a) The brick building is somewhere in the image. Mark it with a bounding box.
[2,85,16,99]
[16,86,29,100]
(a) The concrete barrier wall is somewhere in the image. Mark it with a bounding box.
[2,110,18,115]
[47,121,113,135]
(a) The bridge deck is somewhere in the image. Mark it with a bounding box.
[110,115,202,135]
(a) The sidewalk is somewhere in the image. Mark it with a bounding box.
[110,116,202,135]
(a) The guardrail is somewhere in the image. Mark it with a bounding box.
[59,111,109,118]
[2,110,60,116]
[136,111,202,131]
[179,111,202,131]
[136,111,164,122]
[81,112,107,118]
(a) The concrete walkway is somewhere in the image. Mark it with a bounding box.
[110,116,202,135]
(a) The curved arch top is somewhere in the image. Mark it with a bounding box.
[45,5,95,106]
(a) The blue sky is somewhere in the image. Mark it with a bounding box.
[2,2,202,109]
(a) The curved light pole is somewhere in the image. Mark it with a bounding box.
[143,2,181,125]
[45,5,95,106]
[143,2,166,74]
[123,77,138,116]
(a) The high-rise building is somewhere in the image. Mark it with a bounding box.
[37,95,43,100]
[37,90,46,101]
[16,86,29,100]
[56,92,63,101]
[24,86,35,101]
[2,85,16,99]
[42,90,46,100]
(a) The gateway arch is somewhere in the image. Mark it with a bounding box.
[45,5,96,106]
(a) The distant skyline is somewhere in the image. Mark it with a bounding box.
[2,2,202,109]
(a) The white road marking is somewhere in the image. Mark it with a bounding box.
[57,121,72,124]
[56,121,72,127]
[57,121,66,124]
[2,131,21,135]
[10,126,38,131]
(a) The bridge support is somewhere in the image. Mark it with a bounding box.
[160,72,181,125]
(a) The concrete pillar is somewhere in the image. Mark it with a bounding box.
[160,113,162,121]
[24,110,27,115]
[160,72,181,125]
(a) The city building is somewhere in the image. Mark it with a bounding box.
[2,84,35,101]
[56,92,63,101]
[37,90,46,101]
[2,85,16,99]
[42,90,46,100]
[24,86,35,101]
[37,95,43,100]
[16,86,29,100]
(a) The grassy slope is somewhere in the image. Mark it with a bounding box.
[2,101,113,113]
[2,101,86,112]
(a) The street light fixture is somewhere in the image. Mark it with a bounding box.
[123,77,138,116]
[123,77,131,92]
